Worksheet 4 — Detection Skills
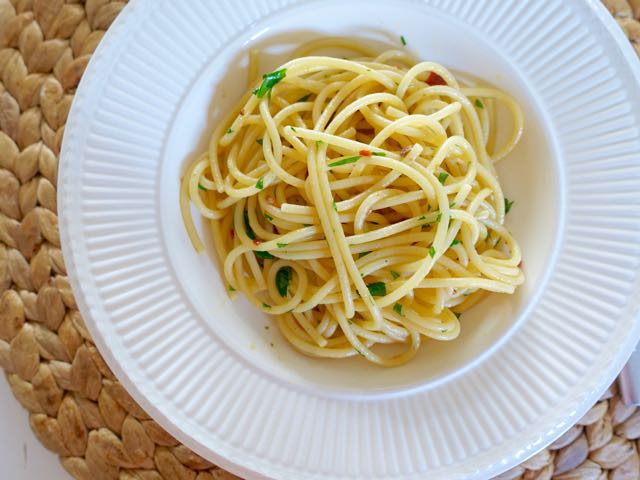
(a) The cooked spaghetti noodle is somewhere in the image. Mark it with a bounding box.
[180,39,524,366]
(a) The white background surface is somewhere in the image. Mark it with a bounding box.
[0,378,69,479]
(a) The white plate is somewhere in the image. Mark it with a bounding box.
[59,0,640,478]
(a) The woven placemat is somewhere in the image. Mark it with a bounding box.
[0,1,639,479]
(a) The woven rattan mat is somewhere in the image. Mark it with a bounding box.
[0,1,639,479]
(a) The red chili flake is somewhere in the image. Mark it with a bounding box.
[239,108,245,116]
[426,72,446,86]
[399,145,412,157]
[359,149,372,157]
[253,239,262,246]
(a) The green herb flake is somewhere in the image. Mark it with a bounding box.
[197,184,206,191]
[367,282,387,297]
[256,138,264,146]
[475,99,484,109]
[275,266,293,297]
[291,126,297,133]
[253,68,287,98]
[228,285,236,292]
[355,349,365,357]
[256,177,264,190]
[328,156,360,168]
[303,223,311,227]
[243,210,256,240]
[429,246,436,258]
[255,251,275,259]
[504,197,514,214]
[261,302,272,309]
[450,239,461,247]
[226,128,234,134]
[298,94,311,102]
[332,201,338,212]
[454,312,462,319]
[449,202,456,208]
[264,213,273,221]
[358,251,371,258]
[277,242,288,248]
[400,35,407,46]
[438,172,449,185]
[393,303,403,315]
[391,270,400,280]
[372,151,387,157]
[436,212,442,223]
[419,215,426,221]
[316,140,323,147]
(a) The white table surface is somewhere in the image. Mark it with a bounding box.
[0,377,69,479]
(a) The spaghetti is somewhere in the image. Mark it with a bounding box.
[180,39,524,366]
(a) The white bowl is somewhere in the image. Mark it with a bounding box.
[59,0,640,478]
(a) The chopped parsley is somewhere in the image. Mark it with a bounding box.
[255,251,275,259]
[393,303,403,315]
[264,213,273,221]
[372,151,387,156]
[436,212,442,223]
[328,156,360,168]
[454,312,462,319]
[275,266,293,297]
[197,184,206,191]
[226,128,234,134]
[228,285,236,292]
[256,138,264,145]
[450,239,461,247]
[475,99,484,109]
[367,282,387,297]
[291,126,297,133]
[243,210,256,240]
[277,242,288,248]
[256,177,264,189]
[303,223,311,227]
[332,201,338,212]
[358,251,371,258]
[438,172,449,185]
[504,197,514,214]
[261,302,272,309]
[253,68,287,98]
[316,140,323,147]
[390,270,400,280]
[429,246,436,258]
[298,93,311,102]
[400,35,407,46]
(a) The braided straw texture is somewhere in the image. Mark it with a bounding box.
[0,0,638,479]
